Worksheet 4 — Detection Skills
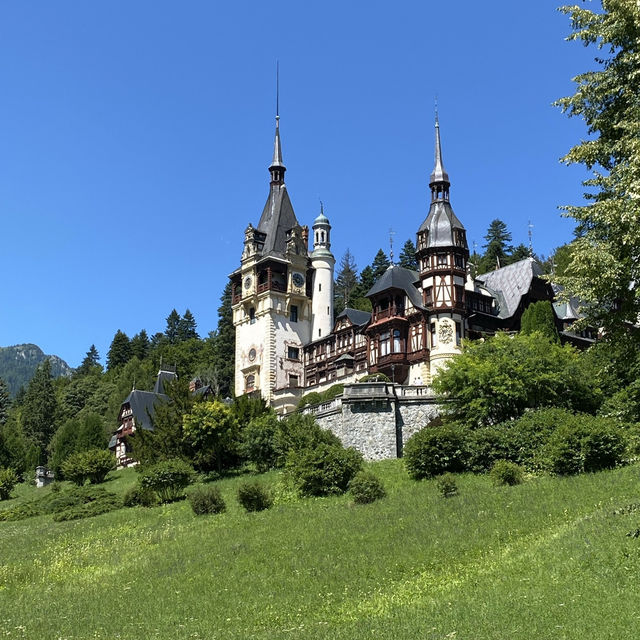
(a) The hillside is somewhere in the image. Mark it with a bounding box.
[1,460,640,639]
[0,343,73,396]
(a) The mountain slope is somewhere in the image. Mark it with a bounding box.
[0,344,73,396]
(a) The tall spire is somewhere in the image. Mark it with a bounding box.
[429,107,450,202]
[269,62,285,184]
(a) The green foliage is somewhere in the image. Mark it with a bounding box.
[0,377,10,426]
[334,249,359,315]
[77,345,101,376]
[240,412,280,472]
[188,484,226,515]
[130,331,150,360]
[433,332,600,427]
[182,400,240,472]
[358,373,391,383]
[435,473,459,498]
[106,330,132,371]
[230,393,268,428]
[403,424,468,480]
[556,0,640,334]
[165,309,182,344]
[371,248,391,281]
[139,458,196,503]
[490,460,524,486]
[349,470,386,504]
[582,422,627,472]
[297,391,322,409]
[275,414,341,466]
[178,309,199,342]
[48,418,80,476]
[398,239,418,270]
[286,443,363,497]
[237,481,273,512]
[544,424,586,476]
[297,384,344,409]
[61,448,115,486]
[52,490,121,522]
[0,467,18,500]
[209,282,236,398]
[467,426,513,473]
[123,484,158,508]
[478,219,513,274]
[520,301,559,341]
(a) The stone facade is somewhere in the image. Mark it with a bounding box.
[303,382,442,460]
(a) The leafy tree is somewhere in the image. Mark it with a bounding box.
[334,249,359,315]
[398,239,418,270]
[21,359,59,463]
[433,332,600,428]
[520,300,559,341]
[106,330,132,371]
[371,248,391,282]
[165,309,182,344]
[77,345,101,376]
[0,378,9,426]
[130,330,150,360]
[178,309,199,342]
[478,219,513,274]
[555,1,640,334]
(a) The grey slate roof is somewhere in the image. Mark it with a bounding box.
[430,119,450,185]
[552,284,584,321]
[121,390,169,431]
[366,265,423,309]
[337,307,371,327]
[257,185,299,256]
[418,200,466,248]
[154,369,177,394]
[476,258,543,319]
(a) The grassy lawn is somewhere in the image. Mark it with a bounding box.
[2,461,640,639]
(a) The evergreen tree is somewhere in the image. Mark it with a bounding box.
[21,359,59,463]
[509,244,531,264]
[371,249,391,281]
[555,0,640,333]
[398,239,418,270]
[76,413,108,451]
[77,345,101,376]
[106,330,132,371]
[211,282,235,397]
[478,219,513,274]
[48,418,79,476]
[520,301,560,342]
[0,378,10,426]
[178,309,199,341]
[359,265,375,293]
[165,309,182,344]
[334,249,359,315]
[130,330,150,360]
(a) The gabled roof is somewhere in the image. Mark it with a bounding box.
[256,185,299,257]
[476,257,543,319]
[552,284,585,322]
[418,200,466,248]
[366,265,423,309]
[336,307,371,328]
[154,369,177,394]
[119,390,169,431]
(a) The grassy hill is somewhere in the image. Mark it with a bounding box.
[2,460,640,639]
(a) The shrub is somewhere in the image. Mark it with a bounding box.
[52,491,121,522]
[297,392,322,409]
[490,460,524,486]
[0,467,18,501]
[275,414,341,466]
[582,422,626,472]
[467,427,513,473]
[60,449,115,486]
[286,443,363,497]
[237,481,273,512]
[404,424,468,480]
[323,384,344,400]
[123,484,158,508]
[544,424,586,475]
[349,471,386,504]
[139,459,196,503]
[358,373,390,383]
[436,473,458,497]
[188,485,226,515]
[240,412,280,472]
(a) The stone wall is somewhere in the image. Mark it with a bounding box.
[306,383,442,460]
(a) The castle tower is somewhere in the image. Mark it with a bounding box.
[310,204,335,340]
[415,115,469,379]
[230,113,312,409]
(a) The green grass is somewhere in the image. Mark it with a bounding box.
[2,461,640,638]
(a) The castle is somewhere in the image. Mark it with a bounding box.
[230,112,566,414]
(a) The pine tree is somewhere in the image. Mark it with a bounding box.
[0,378,10,426]
[359,265,375,293]
[211,283,235,397]
[77,345,101,376]
[334,249,359,315]
[130,330,150,360]
[509,243,531,264]
[21,359,59,463]
[178,309,199,341]
[520,301,559,342]
[106,330,132,371]
[478,219,513,274]
[371,249,391,282]
[165,309,182,344]
[398,239,418,270]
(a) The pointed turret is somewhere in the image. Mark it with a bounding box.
[429,115,450,201]
[269,115,286,184]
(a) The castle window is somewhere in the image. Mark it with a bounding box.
[425,287,433,304]
[321,231,325,242]
[290,305,298,322]
[245,374,255,392]
[287,346,300,360]
[437,254,447,266]
[456,322,462,345]
[319,283,322,292]
[289,375,299,387]
[455,255,464,269]
[379,331,390,357]
[430,323,437,347]
[393,329,402,353]
[318,329,321,337]
[249,308,256,325]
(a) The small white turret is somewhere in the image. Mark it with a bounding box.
[311,205,335,340]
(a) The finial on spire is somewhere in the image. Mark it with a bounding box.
[435,95,439,126]
[429,102,450,197]
[528,220,534,257]
[276,60,280,125]
[389,228,396,264]
[269,62,285,180]
[319,198,324,215]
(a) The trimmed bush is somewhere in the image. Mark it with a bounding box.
[297,392,322,409]
[123,484,158,508]
[490,460,524,486]
[404,424,468,480]
[188,485,226,515]
[436,473,458,498]
[0,467,18,501]
[467,427,513,473]
[349,471,386,504]
[52,491,121,522]
[582,423,626,472]
[358,373,390,383]
[286,443,363,497]
[139,459,196,503]
[544,425,586,475]
[237,481,273,512]
[60,449,115,486]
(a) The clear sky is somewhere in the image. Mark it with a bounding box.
[0,1,596,367]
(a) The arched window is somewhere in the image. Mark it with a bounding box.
[246,374,255,392]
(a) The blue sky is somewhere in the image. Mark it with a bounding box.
[0,1,596,367]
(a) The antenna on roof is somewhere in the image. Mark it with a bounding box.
[389,228,396,264]
[528,220,534,257]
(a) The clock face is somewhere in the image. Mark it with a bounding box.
[244,276,252,289]
[292,272,304,288]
